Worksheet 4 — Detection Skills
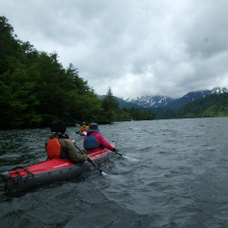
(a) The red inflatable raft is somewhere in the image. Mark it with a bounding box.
[1,143,114,193]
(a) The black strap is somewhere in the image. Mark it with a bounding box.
[12,166,34,176]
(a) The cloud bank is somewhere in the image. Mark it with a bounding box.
[1,0,228,98]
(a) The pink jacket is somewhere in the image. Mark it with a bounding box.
[83,132,114,153]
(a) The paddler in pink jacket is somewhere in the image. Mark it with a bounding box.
[83,122,117,154]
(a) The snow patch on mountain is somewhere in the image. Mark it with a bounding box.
[126,95,176,108]
[125,87,228,109]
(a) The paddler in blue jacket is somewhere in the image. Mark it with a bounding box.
[45,120,92,163]
[83,122,117,154]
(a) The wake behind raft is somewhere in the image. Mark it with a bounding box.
[1,143,115,193]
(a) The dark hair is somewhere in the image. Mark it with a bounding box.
[51,120,66,134]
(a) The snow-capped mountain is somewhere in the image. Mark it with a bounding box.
[125,95,176,108]
[125,87,228,110]
[211,87,228,94]
[168,87,228,110]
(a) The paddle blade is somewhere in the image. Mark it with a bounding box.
[122,155,139,162]
[113,151,139,162]
[101,171,108,176]
[102,173,124,181]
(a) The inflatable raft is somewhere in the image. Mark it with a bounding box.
[1,143,114,193]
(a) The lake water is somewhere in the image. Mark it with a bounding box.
[1,117,228,228]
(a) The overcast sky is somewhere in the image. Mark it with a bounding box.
[1,0,228,99]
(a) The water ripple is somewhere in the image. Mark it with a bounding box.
[1,117,228,227]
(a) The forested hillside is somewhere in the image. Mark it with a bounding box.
[0,16,156,129]
[163,93,228,118]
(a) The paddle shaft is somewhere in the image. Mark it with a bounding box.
[111,141,122,157]
[75,144,103,174]
[114,150,123,157]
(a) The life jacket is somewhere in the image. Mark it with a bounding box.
[81,125,88,132]
[46,137,69,159]
[84,135,100,150]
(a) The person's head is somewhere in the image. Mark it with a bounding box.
[51,120,66,134]
[82,122,86,125]
[87,122,100,133]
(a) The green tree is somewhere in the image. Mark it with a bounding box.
[0,16,158,129]
[101,87,119,123]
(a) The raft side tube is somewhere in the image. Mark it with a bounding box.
[1,142,115,193]
[3,162,90,193]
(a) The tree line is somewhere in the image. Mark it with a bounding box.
[0,16,156,129]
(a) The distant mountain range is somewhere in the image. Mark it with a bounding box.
[98,87,228,112]
[124,87,228,110]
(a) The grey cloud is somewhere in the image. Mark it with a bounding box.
[1,0,228,98]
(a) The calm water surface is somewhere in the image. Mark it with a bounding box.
[1,117,228,228]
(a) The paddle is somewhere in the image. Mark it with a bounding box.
[112,142,139,162]
[75,144,126,181]
[113,150,139,162]
[76,131,87,136]
[75,144,107,175]
[112,149,123,157]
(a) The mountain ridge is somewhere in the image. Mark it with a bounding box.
[98,87,228,114]
[123,87,228,110]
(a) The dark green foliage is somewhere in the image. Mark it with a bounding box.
[102,87,119,111]
[101,87,119,123]
[0,16,156,129]
[0,16,99,128]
